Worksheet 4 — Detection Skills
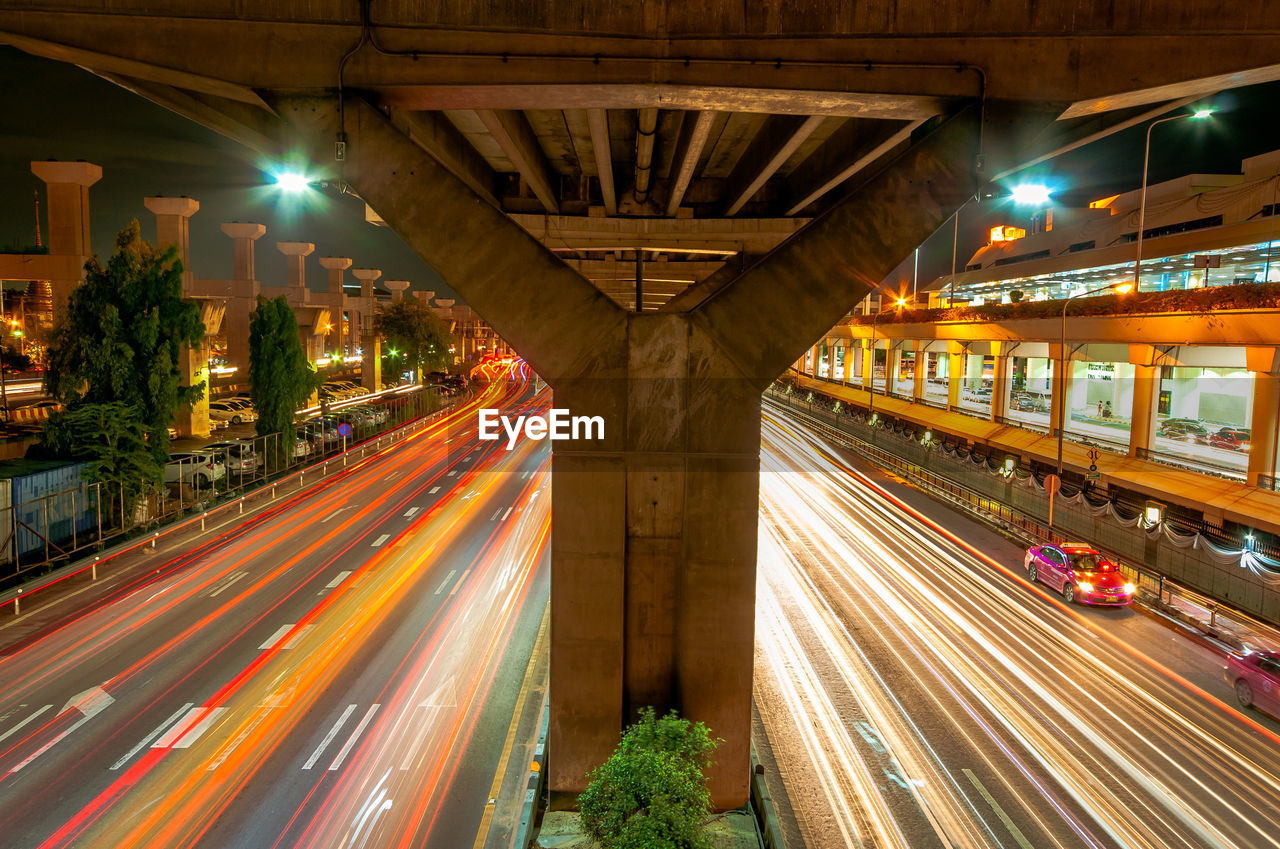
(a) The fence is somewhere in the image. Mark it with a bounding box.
[767,386,1280,629]
[0,386,446,590]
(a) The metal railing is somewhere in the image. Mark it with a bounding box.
[0,387,456,601]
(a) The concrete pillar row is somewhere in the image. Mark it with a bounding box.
[277,95,981,808]
[1246,347,1280,487]
[861,339,874,391]
[989,341,1013,423]
[31,160,101,313]
[841,342,854,385]
[1048,342,1076,440]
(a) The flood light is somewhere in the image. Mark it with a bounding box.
[275,171,311,193]
[1010,183,1051,205]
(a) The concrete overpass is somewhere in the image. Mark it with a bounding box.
[4,1,1279,807]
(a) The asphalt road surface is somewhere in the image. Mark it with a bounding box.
[754,399,1280,849]
[0,367,550,849]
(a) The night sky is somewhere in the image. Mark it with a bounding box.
[0,47,451,298]
[2,44,1278,303]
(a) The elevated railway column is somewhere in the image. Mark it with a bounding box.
[277,96,977,807]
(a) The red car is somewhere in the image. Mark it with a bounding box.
[1225,650,1280,717]
[1198,427,1251,452]
[1024,543,1135,605]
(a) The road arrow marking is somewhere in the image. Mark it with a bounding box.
[11,687,114,773]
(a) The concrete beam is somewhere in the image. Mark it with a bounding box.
[275,96,619,381]
[665,110,716,216]
[508,213,808,255]
[586,108,617,216]
[389,109,499,204]
[723,114,825,216]
[92,72,284,159]
[633,108,659,204]
[785,118,923,215]
[475,109,560,214]
[697,108,982,383]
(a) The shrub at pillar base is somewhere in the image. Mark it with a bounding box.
[578,707,720,849]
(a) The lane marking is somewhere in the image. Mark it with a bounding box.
[429,486,441,494]
[320,506,352,523]
[11,688,115,773]
[0,704,52,745]
[490,509,501,521]
[152,707,209,748]
[329,704,381,771]
[372,534,391,548]
[447,470,457,477]
[282,624,316,650]
[520,471,529,480]
[501,507,513,521]
[382,471,402,481]
[111,703,193,770]
[433,570,457,596]
[448,569,471,597]
[171,707,227,749]
[259,624,295,651]
[209,571,247,598]
[325,571,352,589]
[303,704,358,770]
[963,768,1035,849]
[403,507,419,518]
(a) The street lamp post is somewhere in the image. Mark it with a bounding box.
[1133,108,1213,291]
[1055,283,1134,478]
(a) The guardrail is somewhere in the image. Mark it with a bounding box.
[767,387,1280,650]
[0,393,461,615]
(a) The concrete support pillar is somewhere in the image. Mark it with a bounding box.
[144,196,199,287]
[912,342,926,402]
[841,343,854,385]
[318,256,352,355]
[1246,347,1280,487]
[361,334,382,392]
[277,241,314,293]
[31,160,101,313]
[990,343,1011,422]
[351,267,382,342]
[280,95,980,809]
[145,196,208,438]
[1126,344,1166,458]
[221,222,265,378]
[861,340,874,391]
[947,342,966,410]
[1049,343,1075,438]
[386,280,410,302]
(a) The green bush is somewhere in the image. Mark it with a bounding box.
[578,707,719,849]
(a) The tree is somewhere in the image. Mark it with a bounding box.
[249,295,317,464]
[372,299,454,382]
[44,219,205,465]
[41,403,162,519]
[578,708,719,849]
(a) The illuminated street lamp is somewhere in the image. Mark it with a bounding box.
[946,183,1057,305]
[1133,108,1213,291]
[1055,282,1134,478]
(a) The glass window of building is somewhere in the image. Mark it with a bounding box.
[924,352,948,405]
[957,353,994,416]
[1151,366,1253,477]
[1065,361,1134,448]
[1008,356,1053,429]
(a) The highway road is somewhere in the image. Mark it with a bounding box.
[755,400,1280,849]
[0,368,550,849]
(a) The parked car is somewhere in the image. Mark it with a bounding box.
[1024,542,1135,605]
[204,440,260,474]
[362,404,389,425]
[220,397,256,413]
[1225,650,1280,717]
[1010,392,1049,413]
[164,451,226,489]
[334,380,367,397]
[1157,420,1210,441]
[1199,427,1251,452]
[322,382,362,400]
[209,400,256,425]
